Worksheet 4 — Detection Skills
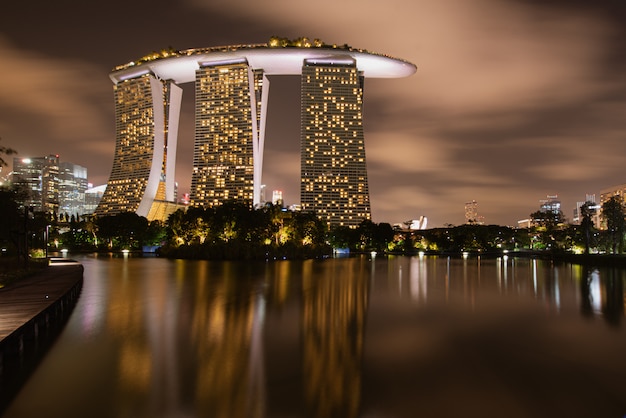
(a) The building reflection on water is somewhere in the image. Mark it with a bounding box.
[384,255,625,326]
[90,257,372,417]
[63,254,625,418]
[301,259,369,418]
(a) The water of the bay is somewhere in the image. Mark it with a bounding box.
[2,254,626,418]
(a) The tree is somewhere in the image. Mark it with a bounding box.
[601,196,625,254]
[530,209,566,250]
[0,136,16,167]
[96,212,149,249]
[579,201,597,255]
[292,211,327,246]
[0,187,21,253]
[327,225,358,250]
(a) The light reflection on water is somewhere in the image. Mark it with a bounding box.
[388,255,623,320]
[3,254,626,418]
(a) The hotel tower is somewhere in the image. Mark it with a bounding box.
[301,58,370,226]
[191,62,264,208]
[96,38,415,225]
[95,74,181,220]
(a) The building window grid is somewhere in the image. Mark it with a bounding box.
[191,63,256,208]
[300,63,370,227]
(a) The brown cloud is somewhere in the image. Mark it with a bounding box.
[2,0,624,226]
[0,37,114,180]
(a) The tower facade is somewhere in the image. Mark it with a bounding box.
[59,162,88,217]
[300,59,370,227]
[12,154,60,213]
[465,200,478,224]
[96,74,181,219]
[190,61,261,208]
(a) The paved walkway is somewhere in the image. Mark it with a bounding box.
[0,263,83,342]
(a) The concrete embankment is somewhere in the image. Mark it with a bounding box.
[0,262,83,411]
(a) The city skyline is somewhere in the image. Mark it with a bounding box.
[1,0,625,227]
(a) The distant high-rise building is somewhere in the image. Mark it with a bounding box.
[529,194,563,227]
[84,184,106,215]
[97,39,416,225]
[300,59,370,227]
[464,200,478,224]
[59,162,88,217]
[260,184,267,205]
[12,155,60,214]
[599,184,626,207]
[272,190,283,206]
[573,194,600,227]
[13,156,92,217]
[540,195,561,214]
[599,185,626,230]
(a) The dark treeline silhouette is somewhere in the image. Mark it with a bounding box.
[2,171,626,261]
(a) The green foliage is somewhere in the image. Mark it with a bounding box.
[601,196,626,254]
[96,212,153,249]
[529,209,568,251]
[401,224,527,254]
[0,187,22,248]
[0,136,16,167]
[579,201,597,255]
[268,36,330,49]
[327,225,358,249]
[160,202,332,260]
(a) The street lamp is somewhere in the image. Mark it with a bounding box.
[45,225,50,259]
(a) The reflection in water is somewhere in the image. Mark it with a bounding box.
[579,265,625,326]
[3,255,626,418]
[302,259,369,418]
[187,262,265,418]
[386,256,625,325]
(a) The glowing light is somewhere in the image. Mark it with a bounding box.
[462,251,469,259]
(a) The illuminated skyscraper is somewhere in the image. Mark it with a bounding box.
[98,39,415,224]
[59,162,88,216]
[539,195,561,214]
[465,200,478,224]
[96,74,182,220]
[600,185,626,207]
[301,59,370,227]
[12,155,60,214]
[190,61,261,207]
[271,189,283,206]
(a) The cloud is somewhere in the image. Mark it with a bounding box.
[0,36,113,175]
[4,0,624,226]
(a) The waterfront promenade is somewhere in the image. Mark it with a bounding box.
[0,261,83,413]
[0,262,83,343]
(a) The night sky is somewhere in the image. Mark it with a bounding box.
[1,0,624,227]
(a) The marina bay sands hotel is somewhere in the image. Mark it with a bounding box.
[95,37,416,226]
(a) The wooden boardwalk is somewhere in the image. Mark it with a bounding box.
[0,263,84,342]
[0,262,83,413]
